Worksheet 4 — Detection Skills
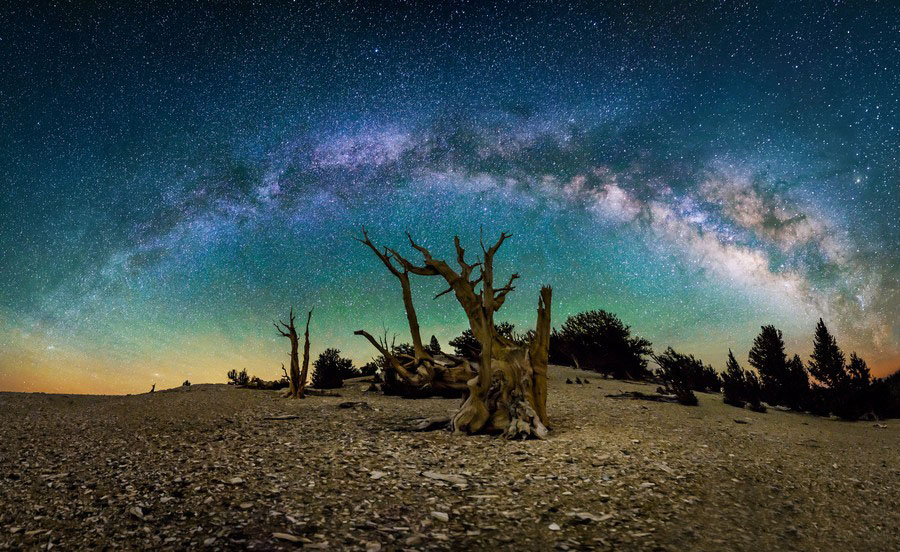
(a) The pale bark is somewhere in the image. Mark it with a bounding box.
[275,308,313,399]
[355,228,552,438]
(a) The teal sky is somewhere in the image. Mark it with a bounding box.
[1,1,897,393]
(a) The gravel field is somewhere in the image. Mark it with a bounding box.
[1,365,897,551]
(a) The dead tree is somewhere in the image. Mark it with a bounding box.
[355,229,552,439]
[275,308,313,398]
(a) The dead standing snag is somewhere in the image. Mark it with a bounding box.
[355,229,552,439]
[275,308,313,398]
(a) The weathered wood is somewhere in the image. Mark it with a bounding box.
[355,229,553,439]
[275,308,313,399]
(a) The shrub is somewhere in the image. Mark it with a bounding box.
[227,368,249,386]
[548,330,570,366]
[556,310,652,380]
[651,347,703,406]
[721,350,746,408]
[744,370,766,412]
[311,348,355,389]
[182,380,191,387]
[359,361,378,377]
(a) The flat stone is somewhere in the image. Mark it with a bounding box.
[422,471,467,486]
[272,532,301,543]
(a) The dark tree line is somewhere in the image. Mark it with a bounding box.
[722,319,896,420]
[227,348,358,391]
[747,325,809,411]
[357,306,899,420]
[721,350,765,412]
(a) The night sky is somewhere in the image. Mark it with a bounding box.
[1,1,897,394]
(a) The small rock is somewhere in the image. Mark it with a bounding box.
[129,506,144,520]
[272,532,301,543]
[228,477,244,485]
[566,512,602,522]
[431,511,449,522]
[370,471,386,480]
[239,502,253,509]
[405,535,423,546]
[422,471,467,486]
[549,523,561,531]
[365,542,382,552]
[338,401,369,409]
[203,537,216,545]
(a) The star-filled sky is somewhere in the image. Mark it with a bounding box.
[1,1,897,394]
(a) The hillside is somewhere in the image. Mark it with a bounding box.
[1,366,897,551]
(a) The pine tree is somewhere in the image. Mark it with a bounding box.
[784,354,810,410]
[427,335,442,355]
[744,370,766,412]
[807,318,846,389]
[651,347,700,405]
[722,349,747,407]
[311,348,354,389]
[847,352,871,386]
[833,352,873,420]
[748,325,789,406]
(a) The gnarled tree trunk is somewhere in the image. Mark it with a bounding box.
[275,308,313,398]
[355,229,552,439]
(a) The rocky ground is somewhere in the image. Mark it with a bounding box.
[1,365,898,551]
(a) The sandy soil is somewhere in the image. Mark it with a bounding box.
[1,365,897,551]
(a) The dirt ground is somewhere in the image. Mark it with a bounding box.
[1,365,897,551]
